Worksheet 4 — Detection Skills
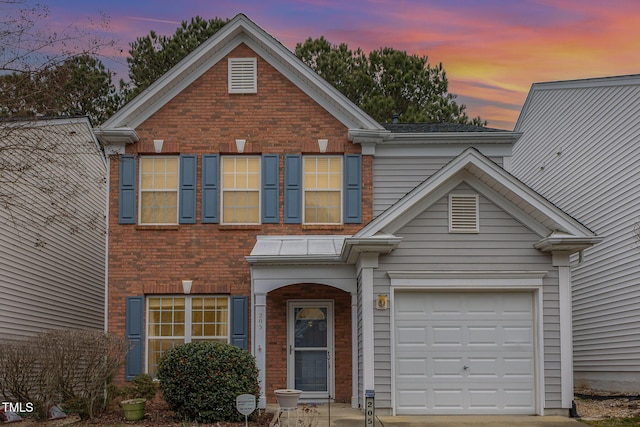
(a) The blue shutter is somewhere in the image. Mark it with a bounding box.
[284,154,302,224]
[125,296,144,380]
[179,155,197,224]
[261,154,279,223]
[230,296,248,350]
[118,155,136,224]
[201,155,219,223]
[344,154,362,223]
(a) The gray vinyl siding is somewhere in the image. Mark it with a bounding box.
[373,185,562,409]
[512,77,640,387]
[0,119,106,340]
[374,156,503,216]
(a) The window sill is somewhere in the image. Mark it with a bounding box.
[135,225,180,231]
[301,224,345,231]
[218,225,263,231]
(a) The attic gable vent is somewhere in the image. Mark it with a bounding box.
[228,58,257,94]
[449,194,479,233]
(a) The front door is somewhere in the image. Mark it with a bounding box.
[287,301,334,400]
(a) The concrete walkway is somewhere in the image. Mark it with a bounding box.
[266,403,589,427]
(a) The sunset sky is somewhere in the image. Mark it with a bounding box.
[23,0,640,129]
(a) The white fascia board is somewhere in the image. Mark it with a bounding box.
[534,233,604,252]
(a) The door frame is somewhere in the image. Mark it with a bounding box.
[287,300,335,401]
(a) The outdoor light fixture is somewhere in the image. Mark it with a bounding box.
[182,280,193,294]
[317,139,328,153]
[235,139,246,153]
[153,139,164,153]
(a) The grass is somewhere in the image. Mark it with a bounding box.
[580,417,640,426]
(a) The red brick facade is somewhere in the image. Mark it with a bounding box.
[107,44,371,400]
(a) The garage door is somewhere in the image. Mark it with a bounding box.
[394,291,535,415]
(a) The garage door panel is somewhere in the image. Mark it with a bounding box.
[395,291,535,415]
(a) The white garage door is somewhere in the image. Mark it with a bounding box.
[394,291,535,415]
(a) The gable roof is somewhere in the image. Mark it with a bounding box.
[351,148,601,252]
[514,74,640,132]
[99,13,382,133]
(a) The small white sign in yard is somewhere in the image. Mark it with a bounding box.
[236,394,256,427]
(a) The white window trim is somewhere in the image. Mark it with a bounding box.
[220,155,261,225]
[228,57,257,94]
[448,193,479,233]
[302,155,343,225]
[138,156,179,225]
[145,295,230,375]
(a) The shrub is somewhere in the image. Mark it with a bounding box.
[0,329,129,420]
[157,342,259,423]
[120,373,157,400]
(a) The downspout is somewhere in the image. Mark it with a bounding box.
[570,250,585,268]
[104,156,110,332]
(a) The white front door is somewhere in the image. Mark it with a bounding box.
[287,301,334,400]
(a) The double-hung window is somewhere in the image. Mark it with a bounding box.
[139,157,179,225]
[146,295,229,377]
[221,156,261,224]
[303,156,342,224]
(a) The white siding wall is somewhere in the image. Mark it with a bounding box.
[0,119,106,340]
[372,185,561,409]
[374,156,503,216]
[512,78,640,391]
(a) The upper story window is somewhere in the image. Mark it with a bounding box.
[139,157,179,225]
[228,58,257,94]
[146,295,229,377]
[221,156,261,224]
[303,156,342,224]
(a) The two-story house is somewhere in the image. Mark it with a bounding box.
[512,75,640,393]
[95,14,601,416]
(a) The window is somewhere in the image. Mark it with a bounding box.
[449,194,479,233]
[146,296,229,377]
[303,156,342,224]
[221,156,261,224]
[139,157,179,224]
[228,58,257,93]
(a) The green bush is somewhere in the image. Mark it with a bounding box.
[157,342,259,423]
[124,373,157,400]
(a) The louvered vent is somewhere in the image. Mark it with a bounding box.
[228,58,257,93]
[449,194,479,233]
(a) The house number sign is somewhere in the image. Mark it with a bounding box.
[365,390,375,426]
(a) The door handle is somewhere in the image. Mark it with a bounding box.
[463,365,469,370]
[289,345,292,355]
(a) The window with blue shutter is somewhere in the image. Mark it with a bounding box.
[344,154,362,223]
[179,155,197,224]
[119,155,136,224]
[201,155,219,223]
[284,154,302,223]
[125,296,144,380]
[261,154,279,223]
[230,296,248,350]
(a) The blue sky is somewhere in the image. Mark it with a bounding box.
[19,0,640,129]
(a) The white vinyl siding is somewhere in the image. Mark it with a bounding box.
[228,58,257,94]
[511,77,640,389]
[0,119,106,340]
[373,156,504,216]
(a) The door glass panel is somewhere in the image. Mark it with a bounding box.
[295,350,327,391]
[293,307,328,392]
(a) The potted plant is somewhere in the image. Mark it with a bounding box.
[118,373,157,421]
[274,389,302,409]
[120,398,146,421]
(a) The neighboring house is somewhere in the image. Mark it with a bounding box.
[0,117,106,340]
[511,75,640,393]
[94,14,601,416]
